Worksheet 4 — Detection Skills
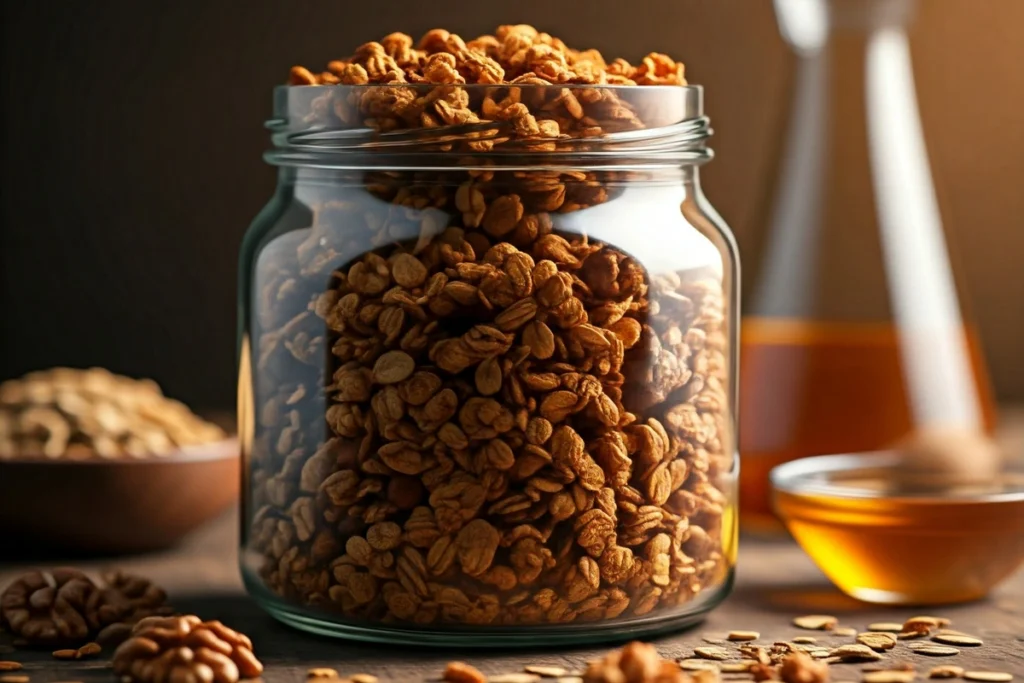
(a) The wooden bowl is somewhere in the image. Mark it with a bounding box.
[0,439,239,556]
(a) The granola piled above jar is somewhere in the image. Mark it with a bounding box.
[240,24,738,645]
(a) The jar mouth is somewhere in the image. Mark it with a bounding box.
[265,84,711,170]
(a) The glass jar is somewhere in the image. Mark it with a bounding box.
[238,82,738,645]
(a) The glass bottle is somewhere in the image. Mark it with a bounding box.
[238,83,739,644]
[741,0,996,531]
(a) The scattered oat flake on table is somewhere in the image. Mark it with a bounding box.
[0,666,20,673]
[862,664,915,673]
[52,649,78,660]
[352,675,379,683]
[490,674,541,683]
[964,674,1013,683]
[308,669,341,679]
[932,634,982,647]
[863,672,916,683]
[76,642,101,659]
[929,666,965,679]
[913,645,960,657]
[792,637,818,644]
[867,623,904,633]
[680,659,722,671]
[794,615,839,630]
[524,666,568,678]
[695,647,731,661]
[831,644,883,662]
[857,632,897,651]
[897,631,927,640]
[555,678,583,683]
[728,631,760,641]
[834,627,859,637]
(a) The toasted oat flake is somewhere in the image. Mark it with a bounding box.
[897,631,927,640]
[695,647,732,661]
[0,676,29,683]
[728,631,761,642]
[792,637,818,644]
[863,672,916,683]
[491,674,541,683]
[794,615,839,631]
[833,627,858,637]
[914,645,960,657]
[352,675,379,683]
[555,678,584,683]
[524,666,568,678]
[721,663,753,673]
[867,623,905,633]
[862,664,915,673]
[857,632,897,651]
[831,644,883,662]
[964,674,1013,683]
[76,642,101,659]
[929,666,965,679]
[52,649,78,660]
[932,635,982,647]
[680,659,723,671]
[308,670,340,679]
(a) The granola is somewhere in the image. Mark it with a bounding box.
[244,25,732,630]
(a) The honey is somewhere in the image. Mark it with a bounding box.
[739,318,995,532]
[773,466,1024,605]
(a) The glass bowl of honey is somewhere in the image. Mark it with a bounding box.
[771,452,1024,605]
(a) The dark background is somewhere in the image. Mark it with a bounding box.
[2,0,1022,411]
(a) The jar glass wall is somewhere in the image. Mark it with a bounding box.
[238,84,739,645]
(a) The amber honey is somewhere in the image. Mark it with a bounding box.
[740,318,995,533]
[772,460,1024,605]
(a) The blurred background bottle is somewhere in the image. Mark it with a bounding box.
[741,0,997,532]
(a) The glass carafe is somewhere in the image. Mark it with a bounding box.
[741,0,996,531]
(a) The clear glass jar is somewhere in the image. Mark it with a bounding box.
[238,83,739,645]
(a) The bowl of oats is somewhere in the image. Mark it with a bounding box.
[0,367,238,554]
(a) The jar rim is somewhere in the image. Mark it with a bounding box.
[265,83,712,170]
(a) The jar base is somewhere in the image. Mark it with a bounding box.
[244,568,734,648]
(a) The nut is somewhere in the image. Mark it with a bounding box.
[444,662,487,683]
[778,652,828,683]
[112,615,263,683]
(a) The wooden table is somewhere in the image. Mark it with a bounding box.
[2,509,1022,682]
[3,411,1023,681]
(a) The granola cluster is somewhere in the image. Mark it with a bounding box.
[245,25,732,629]
[0,569,172,647]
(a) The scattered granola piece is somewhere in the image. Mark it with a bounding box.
[931,635,982,647]
[793,616,839,631]
[491,675,541,683]
[445,662,487,683]
[778,652,828,683]
[729,632,761,642]
[913,645,960,657]
[963,674,1012,683]
[830,645,882,662]
[308,669,341,679]
[929,666,965,679]
[856,633,897,652]
[792,638,818,645]
[525,667,568,678]
[695,647,731,661]
[866,624,903,633]
[862,672,915,683]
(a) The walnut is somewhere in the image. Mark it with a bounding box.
[584,641,696,683]
[112,616,263,683]
[778,652,829,683]
[0,569,96,645]
[0,569,173,648]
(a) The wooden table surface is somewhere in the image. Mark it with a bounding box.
[3,412,1023,682]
